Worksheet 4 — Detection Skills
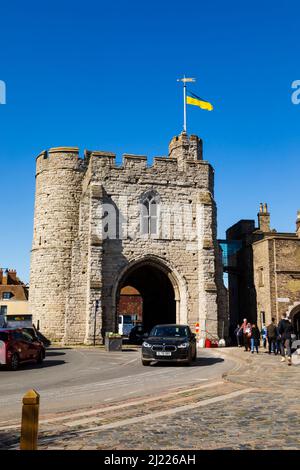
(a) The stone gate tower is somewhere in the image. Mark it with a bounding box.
[29,133,227,344]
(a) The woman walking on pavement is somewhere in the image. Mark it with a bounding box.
[251,323,261,354]
[242,320,252,352]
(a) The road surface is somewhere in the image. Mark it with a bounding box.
[0,346,235,422]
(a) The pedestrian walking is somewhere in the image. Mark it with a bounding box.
[250,323,260,354]
[261,324,267,348]
[241,320,252,352]
[278,313,293,366]
[267,318,278,355]
[234,324,243,347]
[275,331,281,356]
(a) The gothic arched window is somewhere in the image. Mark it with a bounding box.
[140,192,160,236]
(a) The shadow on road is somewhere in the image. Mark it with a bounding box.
[151,356,224,367]
[0,359,66,372]
[0,430,19,450]
[121,348,140,352]
[194,356,224,367]
[45,351,66,357]
[21,359,66,370]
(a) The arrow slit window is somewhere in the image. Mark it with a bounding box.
[258,267,264,287]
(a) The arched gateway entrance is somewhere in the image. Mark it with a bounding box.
[114,257,186,333]
[290,306,300,339]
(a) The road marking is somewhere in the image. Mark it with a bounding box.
[0,381,223,431]
[0,371,210,409]
[38,387,254,442]
[62,383,239,428]
[0,369,210,410]
[122,357,139,366]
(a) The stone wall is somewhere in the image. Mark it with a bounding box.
[253,238,273,326]
[29,134,226,344]
[29,148,86,341]
[253,235,300,326]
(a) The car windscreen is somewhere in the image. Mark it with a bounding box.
[150,326,189,337]
[22,331,35,342]
[0,332,8,342]
[22,328,36,339]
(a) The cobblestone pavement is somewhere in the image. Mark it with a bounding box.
[1,348,299,450]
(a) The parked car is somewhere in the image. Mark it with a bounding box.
[22,325,51,348]
[128,323,146,344]
[141,324,197,366]
[0,328,46,370]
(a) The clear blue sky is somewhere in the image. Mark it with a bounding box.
[0,0,299,282]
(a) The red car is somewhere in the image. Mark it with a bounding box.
[0,328,45,370]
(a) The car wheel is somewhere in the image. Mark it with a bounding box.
[185,351,193,366]
[142,360,151,366]
[10,353,19,371]
[37,351,44,364]
[193,350,197,361]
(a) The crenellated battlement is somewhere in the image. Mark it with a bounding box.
[34,133,214,202]
[86,150,212,184]
[152,156,177,171]
[123,154,147,170]
[169,132,203,162]
[35,133,209,180]
[89,151,117,170]
[36,146,87,175]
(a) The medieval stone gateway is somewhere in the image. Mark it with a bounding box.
[29,132,227,344]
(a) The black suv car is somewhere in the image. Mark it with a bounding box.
[141,324,197,366]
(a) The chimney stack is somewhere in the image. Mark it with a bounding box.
[7,269,17,284]
[2,269,8,286]
[258,202,271,232]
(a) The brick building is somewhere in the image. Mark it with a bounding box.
[117,286,143,322]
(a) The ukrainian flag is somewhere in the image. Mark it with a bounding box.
[186,91,213,111]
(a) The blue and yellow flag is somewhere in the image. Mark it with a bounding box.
[186,91,213,111]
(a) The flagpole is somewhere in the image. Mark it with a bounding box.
[177,76,196,135]
[183,76,187,133]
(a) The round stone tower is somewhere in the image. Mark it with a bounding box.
[29,147,86,341]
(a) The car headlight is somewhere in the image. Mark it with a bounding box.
[142,341,152,348]
[177,342,189,348]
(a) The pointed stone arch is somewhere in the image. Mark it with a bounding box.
[286,301,300,319]
[112,255,188,331]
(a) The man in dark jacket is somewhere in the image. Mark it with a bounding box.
[278,314,293,365]
[267,318,278,355]
[250,323,261,353]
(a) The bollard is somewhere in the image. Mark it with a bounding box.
[20,389,40,450]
